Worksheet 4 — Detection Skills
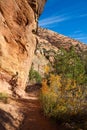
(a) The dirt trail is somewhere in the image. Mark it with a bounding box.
[18,90,65,130]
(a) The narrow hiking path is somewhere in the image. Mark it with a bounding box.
[18,88,65,130]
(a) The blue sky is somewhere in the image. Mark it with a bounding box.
[39,0,87,44]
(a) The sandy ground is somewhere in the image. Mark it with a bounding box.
[18,91,65,130]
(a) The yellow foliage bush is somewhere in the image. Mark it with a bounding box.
[41,79,49,93]
[44,65,50,74]
[40,73,86,120]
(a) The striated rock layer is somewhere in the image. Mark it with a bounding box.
[0,0,46,96]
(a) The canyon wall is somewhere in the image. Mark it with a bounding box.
[0,0,46,96]
[32,27,87,77]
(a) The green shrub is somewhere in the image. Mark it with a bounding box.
[40,47,87,123]
[0,93,8,103]
[29,67,42,84]
[40,90,57,115]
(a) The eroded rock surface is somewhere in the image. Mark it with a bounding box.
[0,1,46,130]
[0,0,46,96]
[0,99,24,130]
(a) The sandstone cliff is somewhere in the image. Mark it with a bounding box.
[32,27,87,76]
[0,0,46,96]
[38,28,87,52]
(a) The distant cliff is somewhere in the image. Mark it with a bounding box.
[32,27,87,76]
[38,28,87,51]
[0,0,46,96]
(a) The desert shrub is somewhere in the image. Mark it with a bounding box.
[0,93,8,103]
[40,74,87,120]
[40,79,57,115]
[40,48,87,122]
[80,50,87,84]
[29,67,42,84]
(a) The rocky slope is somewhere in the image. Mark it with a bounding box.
[32,27,87,76]
[38,28,87,52]
[0,0,46,96]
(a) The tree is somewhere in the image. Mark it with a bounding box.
[54,47,86,85]
[54,48,69,76]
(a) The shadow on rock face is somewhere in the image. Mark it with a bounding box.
[0,109,17,130]
[0,124,6,130]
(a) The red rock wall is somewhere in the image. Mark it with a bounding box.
[0,0,46,96]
